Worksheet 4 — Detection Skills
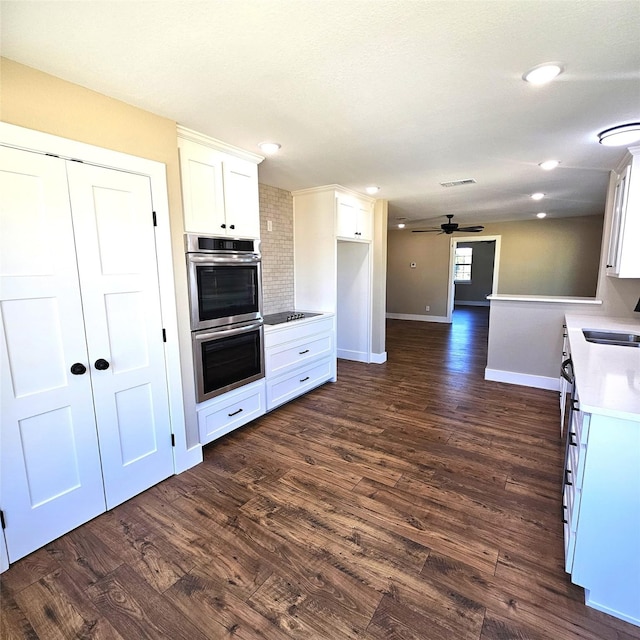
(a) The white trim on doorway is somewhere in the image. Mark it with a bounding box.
[0,121,202,474]
[446,235,501,322]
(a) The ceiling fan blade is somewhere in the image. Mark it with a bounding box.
[411,228,442,233]
[456,226,485,232]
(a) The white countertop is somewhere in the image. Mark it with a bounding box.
[565,314,640,421]
[488,294,602,305]
[263,311,334,334]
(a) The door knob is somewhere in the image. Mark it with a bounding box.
[94,358,110,370]
[70,362,87,375]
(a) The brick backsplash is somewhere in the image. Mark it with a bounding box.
[259,183,294,314]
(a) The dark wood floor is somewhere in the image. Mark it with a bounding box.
[3,307,640,639]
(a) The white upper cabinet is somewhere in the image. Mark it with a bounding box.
[336,193,373,241]
[606,146,640,278]
[178,127,263,238]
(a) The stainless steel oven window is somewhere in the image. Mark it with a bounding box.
[187,253,263,331]
[192,321,265,403]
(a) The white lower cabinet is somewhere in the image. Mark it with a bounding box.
[198,379,266,445]
[265,315,336,411]
[563,390,640,626]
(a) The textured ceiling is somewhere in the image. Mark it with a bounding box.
[1,0,639,228]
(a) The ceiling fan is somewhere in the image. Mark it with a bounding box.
[412,214,485,234]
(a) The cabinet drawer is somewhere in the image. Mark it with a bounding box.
[266,333,332,378]
[571,403,590,444]
[265,316,334,348]
[563,485,577,573]
[198,380,266,444]
[266,357,333,410]
[567,432,588,491]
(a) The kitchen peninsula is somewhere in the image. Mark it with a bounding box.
[561,314,640,625]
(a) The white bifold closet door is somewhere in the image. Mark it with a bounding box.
[0,146,173,563]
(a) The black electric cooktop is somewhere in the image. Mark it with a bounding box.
[263,311,323,325]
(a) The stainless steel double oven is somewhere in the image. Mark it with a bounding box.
[186,234,264,403]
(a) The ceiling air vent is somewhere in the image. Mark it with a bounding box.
[439,178,477,188]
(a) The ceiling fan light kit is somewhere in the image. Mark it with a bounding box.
[597,123,640,147]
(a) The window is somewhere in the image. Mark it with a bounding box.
[454,246,473,282]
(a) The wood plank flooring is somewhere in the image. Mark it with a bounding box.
[3,307,640,639]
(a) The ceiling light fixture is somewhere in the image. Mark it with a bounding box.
[522,63,564,85]
[597,123,640,147]
[365,186,380,195]
[259,142,281,155]
[539,160,560,171]
[531,192,545,200]
[398,223,406,229]
[536,212,547,218]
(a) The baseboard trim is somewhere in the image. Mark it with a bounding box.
[454,300,490,307]
[173,443,203,474]
[370,351,387,364]
[484,368,560,391]
[337,349,370,363]
[584,589,640,627]
[386,313,451,324]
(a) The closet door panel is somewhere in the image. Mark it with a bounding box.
[66,163,174,509]
[0,146,105,562]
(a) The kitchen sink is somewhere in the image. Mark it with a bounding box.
[582,329,640,347]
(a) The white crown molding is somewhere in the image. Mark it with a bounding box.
[291,183,376,202]
[177,125,264,164]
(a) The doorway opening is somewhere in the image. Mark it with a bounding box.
[445,235,500,324]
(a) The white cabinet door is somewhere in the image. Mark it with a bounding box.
[178,140,226,234]
[178,138,260,238]
[222,157,260,238]
[336,196,372,240]
[606,163,631,276]
[66,163,174,509]
[0,147,106,561]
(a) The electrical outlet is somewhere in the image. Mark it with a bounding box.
[267,220,273,232]
[425,305,430,311]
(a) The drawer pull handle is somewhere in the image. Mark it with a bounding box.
[564,469,573,486]
[563,518,568,524]
[228,408,244,417]
[299,349,310,355]
[300,376,310,383]
[571,399,579,411]
[569,432,577,446]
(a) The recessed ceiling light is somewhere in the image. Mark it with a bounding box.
[398,223,406,229]
[539,160,560,171]
[365,186,380,195]
[259,142,281,155]
[531,192,545,200]
[536,212,547,218]
[597,123,640,146]
[522,63,564,85]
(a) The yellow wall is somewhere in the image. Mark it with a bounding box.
[387,214,604,317]
[1,57,182,224]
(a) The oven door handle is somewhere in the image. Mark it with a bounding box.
[187,253,260,265]
[193,321,264,343]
